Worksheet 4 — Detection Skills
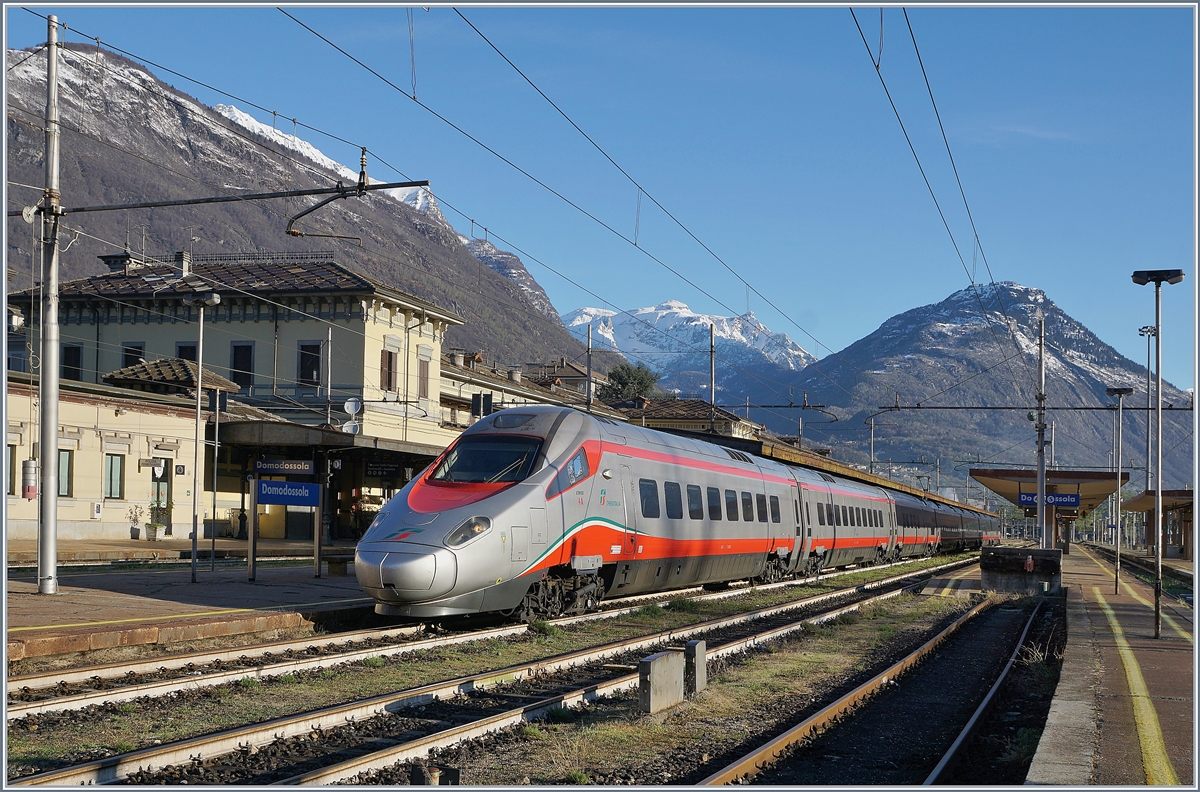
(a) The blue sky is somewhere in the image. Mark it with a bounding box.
[6,5,1196,389]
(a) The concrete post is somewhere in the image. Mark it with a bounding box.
[685,639,707,695]
[638,651,684,714]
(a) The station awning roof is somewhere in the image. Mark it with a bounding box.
[220,420,444,459]
[1122,490,1194,514]
[970,468,1128,518]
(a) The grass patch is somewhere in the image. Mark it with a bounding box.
[519,725,546,739]
[361,656,386,668]
[114,740,134,754]
[1000,727,1042,763]
[277,674,300,685]
[546,707,577,723]
[236,676,260,690]
[563,769,590,784]
[529,620,563,638]
[667,597,702,614]
[115,703,136,714]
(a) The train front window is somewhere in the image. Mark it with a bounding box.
[430,436,542,484]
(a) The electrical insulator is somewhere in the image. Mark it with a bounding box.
[22,459,37,500]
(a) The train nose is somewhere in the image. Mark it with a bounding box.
[355,545,458,603]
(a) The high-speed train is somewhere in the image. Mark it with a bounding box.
[355,406,1000,620]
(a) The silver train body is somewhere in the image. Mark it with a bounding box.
[355,406,1000,619]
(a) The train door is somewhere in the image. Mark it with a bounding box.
[787,482,806,573]
[619,464,639,556]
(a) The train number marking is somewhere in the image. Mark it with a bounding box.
[610,545,622,555]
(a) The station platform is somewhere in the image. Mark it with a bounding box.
[1027,544,1194,786]
[6,538,370,665]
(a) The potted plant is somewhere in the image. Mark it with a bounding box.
[147,499,172,542]
[127,504,144,540]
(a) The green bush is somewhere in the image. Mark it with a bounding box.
[237,676,260,690]
[564,769,590,785]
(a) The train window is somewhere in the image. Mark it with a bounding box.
[855,507,863,526]
[664,482,683,520]
[849,507,857,527]
[708,487,723,520]
[639,479,660,519]
[816,502,825,525]
[807,502,814,525]
[826,503,835,525]
[833,504,841,526]
[841,505,849,526]
[741,492,754,522]
[725,490,739,521]
[756,494,769,523]
[687,485,704,520]
[430,435,542,484]
[770,496,781,523]
[547,448,591,499]
[794,499,800,524]
[877,509,883,527]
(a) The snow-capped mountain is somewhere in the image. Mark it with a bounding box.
[5,44,577,366]
[792,282,1192,487]
[562,301,815,396]
[459,237,560,323]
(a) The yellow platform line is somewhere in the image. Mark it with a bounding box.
[7,596,371,633]
[938,567,974,596]
[1093,587,1180,786]
[1081,548,1193,644]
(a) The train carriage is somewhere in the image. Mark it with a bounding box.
[355,406,998,620]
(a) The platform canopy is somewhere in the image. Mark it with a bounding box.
[1121,490,1194,514]
[970,468,1129,519]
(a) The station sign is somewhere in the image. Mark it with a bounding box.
[366,460,402,478]
[1018,492,1080,507]
[255,459,316,475]
[257,479,320,507]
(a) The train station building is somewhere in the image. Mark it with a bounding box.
[7,250,627,543]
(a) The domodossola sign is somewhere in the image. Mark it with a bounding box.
[257,480,320,507]
[1018,492,1081,507]
[255,459,316,475]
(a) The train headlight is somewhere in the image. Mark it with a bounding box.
[445,516,492,548]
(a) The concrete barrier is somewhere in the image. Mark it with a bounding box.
[639,650,685,714]
[981,547,1062,595]
[685,639,706,695]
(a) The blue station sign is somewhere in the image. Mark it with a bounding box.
[257,479,320,507]
[1018,492,1080,507]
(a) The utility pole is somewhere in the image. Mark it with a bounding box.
[325,325,332,426]
[1107,387,1132,594]
[37,16,62,595]
[1139,325,1155,492]
[585,324,593,413]
[1036,317,1048,549]
[709,323,715,433]
[869,417,875,475]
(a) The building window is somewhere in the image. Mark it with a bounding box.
[229,342,254,390]
[663,481,683,520]
[298,342,322,387]
[176,342,197,362]
[7,445,15,496]
[639,479,660,519]
[380,349,398,392]
[418,358,430,399]
[58,449,73,497]
[8,339,28,372]
[61,344,83,380]
[103,453,125,499]
[122,343,145,368]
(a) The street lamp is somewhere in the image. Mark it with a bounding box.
[1106,386,1133,594]
[1131,268,1184,638]
[183,292,221,583]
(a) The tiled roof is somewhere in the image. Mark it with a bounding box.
[616,399,749,424]
[102,358,241,392]
[14,252,462,323]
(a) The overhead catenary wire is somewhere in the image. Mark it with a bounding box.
[449,7,902,404]
[848,8,1035,407]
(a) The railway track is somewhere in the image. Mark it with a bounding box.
[698,598,1045,785]
[7,556,973,720]
[9,559,965,786]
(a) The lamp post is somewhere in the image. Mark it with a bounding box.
[1106,387,1133,594]
[1131,268,1184,639]
[183,292,221,583]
